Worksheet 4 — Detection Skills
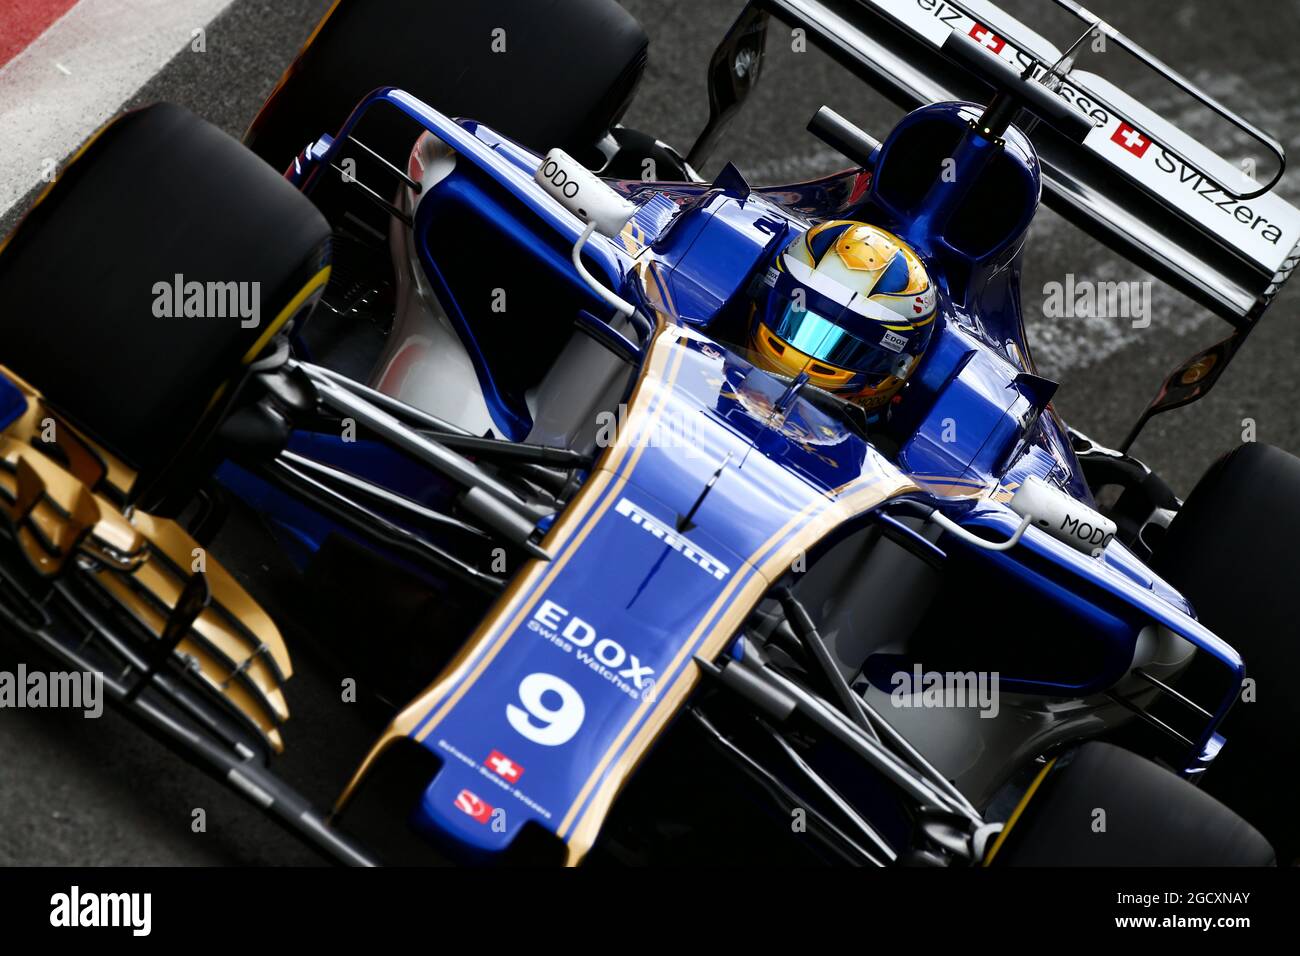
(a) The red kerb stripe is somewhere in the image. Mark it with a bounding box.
[0,0,81,70]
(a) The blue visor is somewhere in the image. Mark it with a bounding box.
[766,301,902,376]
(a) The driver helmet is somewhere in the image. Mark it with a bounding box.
[751,220,937,410]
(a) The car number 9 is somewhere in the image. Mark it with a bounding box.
[506,672,585,746]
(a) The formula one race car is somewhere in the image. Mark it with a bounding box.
[3,0,1300,867]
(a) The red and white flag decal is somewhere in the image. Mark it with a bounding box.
[454,789,493,823]
[1111,122,1152,158]
[969,23,1006,54]
[486,750,524,783]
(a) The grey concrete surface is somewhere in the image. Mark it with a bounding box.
[1,0,1298,864]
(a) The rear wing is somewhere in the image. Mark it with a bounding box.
[689,0,1300,329]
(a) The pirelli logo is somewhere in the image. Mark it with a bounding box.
[615,497,731,581]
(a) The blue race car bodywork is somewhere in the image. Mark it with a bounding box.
[215,85,1252,864]
[5,0,1295,868]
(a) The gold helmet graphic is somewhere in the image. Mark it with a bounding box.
[751,221,938,410]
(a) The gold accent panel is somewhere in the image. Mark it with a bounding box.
[0,373,292,753]
[0,365,137,499]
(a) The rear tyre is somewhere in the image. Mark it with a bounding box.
[1152,442,1300,862]
[987,742,1273,866]
[244,0,650,175]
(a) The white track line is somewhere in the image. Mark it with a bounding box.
[0,0,236,217]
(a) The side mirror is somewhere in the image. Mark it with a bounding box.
[686,4,770,171]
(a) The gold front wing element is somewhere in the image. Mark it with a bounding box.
[0,369,293,753]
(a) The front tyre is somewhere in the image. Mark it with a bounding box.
[986,743,1272,865]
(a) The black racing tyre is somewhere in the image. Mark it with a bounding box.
[0,103,331,505]
[987,742,1273,866]
[243,0,649,175]
[1151,442,1300,862]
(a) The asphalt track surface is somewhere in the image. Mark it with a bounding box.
[0,0,1298,865]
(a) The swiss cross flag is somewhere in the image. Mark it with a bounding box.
[969,23,1006,54]
[1111,122,1152,158]
[486,749,524,783]
[454,789,493,824]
